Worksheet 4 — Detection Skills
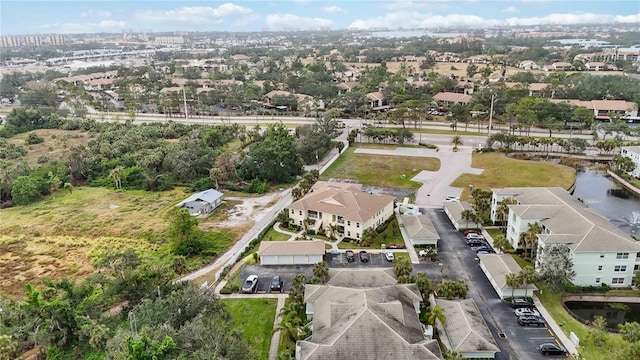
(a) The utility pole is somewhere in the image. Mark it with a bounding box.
[488,94,495,137]
[182,87,189,119]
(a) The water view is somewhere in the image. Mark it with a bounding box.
[572,170,640,236]
[565,301,640,330]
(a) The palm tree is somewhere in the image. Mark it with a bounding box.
[460,209,477,229]
[108,167,123,190]
[451,135,463,150]
[423,305,446,326]
[497,197,518,230]
[444,350,465,360]
[492,234,510,253]
[519,266,537,299]
[209,167,221,189]
[525,222,542,260]
[505,272,522,300]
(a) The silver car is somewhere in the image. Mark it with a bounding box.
[242,275,259,293]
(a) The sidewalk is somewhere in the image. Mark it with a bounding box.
[533,295,579,355]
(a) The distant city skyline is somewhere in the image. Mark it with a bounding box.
[1,0,639,35]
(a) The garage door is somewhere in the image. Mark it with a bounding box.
[262,255,278,265]
[278,255,294,265]
[309,255,323,264]
[293,255,307,264]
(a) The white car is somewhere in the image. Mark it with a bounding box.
[385,252,395,262]
[418,250,429,257]
[466,233,485,240]
[445,195,459,202]
[241,275,259,293]
[514,308,540,317]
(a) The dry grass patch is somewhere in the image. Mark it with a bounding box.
[321,146,440,188]
[451,152,576,199]
[8,129,91,165]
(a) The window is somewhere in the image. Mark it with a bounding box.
[600,253,605,258]
[612,277,625,284]
[347,221,351,226]
[299,211,302,216]
[614,265,627,272]
[597,265,603,271]
[595,277,601,284]
[635,264,640,271]
[616,253,629,259]
[356,233,360,238]
[356,223,360,228]
[347,231,351,237]
[290,209,294,214]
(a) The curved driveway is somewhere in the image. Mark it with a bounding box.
[354,144,483,208]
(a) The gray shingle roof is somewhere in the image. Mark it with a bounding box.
[398,214,440,241]
[434,298,500,355]
[478,254,537,291]
[257,240,325,256]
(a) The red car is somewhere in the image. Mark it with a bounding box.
[464,229,481,236]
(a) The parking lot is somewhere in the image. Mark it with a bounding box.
[426,208,565,360]
[326,250,395,268]
[239,264,314,293]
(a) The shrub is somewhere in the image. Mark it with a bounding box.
[25,132,44,145]
[190,177,215,192]
[175,238,204,256]
[37,155,49,164]
[245,178,267,194]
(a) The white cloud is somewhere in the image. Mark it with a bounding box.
[266,14,334,29]
[81,9,112,18]
[40,20,127,34]
[349,12,496,29]
[135,3,252,24]
[506,12,640,26]
[322,6,345,14]
[503,6,519,13]
[384,0,447,11]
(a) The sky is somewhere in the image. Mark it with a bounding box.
[1,0,639,35]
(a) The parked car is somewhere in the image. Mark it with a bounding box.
[345,250,355,262]
[467,238,487,246]
[242,275,259,294]
[270,276,283,293]
[466,233,484,240]
[464,229,481,236]
[511,298,533,309]
[387,243,405,249]
[477,250,494,255]
[518,315,546,327]
[515,308,541,317]
[445,195,459,202]
[539,343,567,356]
[418,249,429,257]
[385,252,395,262]
[359,251,370,262]
[475,246,494,253]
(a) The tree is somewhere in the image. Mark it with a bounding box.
[168,207,199,241]
[289,274,308,308]
[460,209,477,229]
[451,135,463,150]
[238,123,304,183]
[415,272,433,305]
[126,334,176,360]
[619,322,640,343]
[444,350,465,360]
[588,316,608,347]
[536,243,575,291]
[10,175,43,205]
[505,273,523,300]
[519,266,537,299]
[209,167,221,189]
[423,305,446,326]
[312,261,329,283]
[492,234,510,253]
[393,256,413,279]
[0,335,17,360]
[109,166,124,190]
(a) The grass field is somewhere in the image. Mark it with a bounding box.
[451,152,576,200]
[0,186,238,297]
[222,298,278,360]
[7,129,91,165]
[321,145,440,188]
[263,227,292,241]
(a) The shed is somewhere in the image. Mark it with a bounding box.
[258,240,325,265]
[443,201,476,230]
[176,188,223,217]
[398,214,440,246]
[478,254,538,299]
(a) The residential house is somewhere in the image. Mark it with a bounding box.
[432,92,472,106]
[230,54,251,62]
[466,55,490,64]
[257,240,325,265]
[176,188,223,217]
[264,90,320,110]
[335,81,360,95]
[432,296,500,359]
[503,82,550,97]
[365,91,388,110]
[443,201,477,231]
[398,214,440,246]
[549,99,639,118]
[620,146,640,178]
[518,60,539,70]
[490,187,640,287]
[287,181,395,241]
[542,62,572,71]
[298,269,444,360]
[585,62,608,71]
[478,254,537,299]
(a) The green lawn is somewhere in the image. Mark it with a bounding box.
[321,145,440,189]
[451,152,576,200]
[394,252,410,263]
[222,298,278,360]
[262,227,292,241]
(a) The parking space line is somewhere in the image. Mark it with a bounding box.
[547,329,554,337]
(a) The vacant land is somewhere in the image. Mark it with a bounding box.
[222,298,278,360]
[7,129,91,165]
[321,146,440,188]
[451,152,576,199]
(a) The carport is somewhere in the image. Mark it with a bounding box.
[478,253,537,299]
[258,240,325,265]
[443,201,476,230]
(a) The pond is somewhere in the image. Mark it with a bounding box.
[564,301,640,330]
[572,169,640,236]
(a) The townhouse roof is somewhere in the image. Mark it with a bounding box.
[257,240,325,256]
[366,91,385,101]
[288,182,395,222]
[300,276,443,360]
[398,214,439,241]
[434,298,500,354]
[432,92,472,104]
[493,187,640,253]
[324,268,398,288]
[443,201,475,223]
[549,99,638,112]
[477,254,537,291]
[336,81,360,90]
